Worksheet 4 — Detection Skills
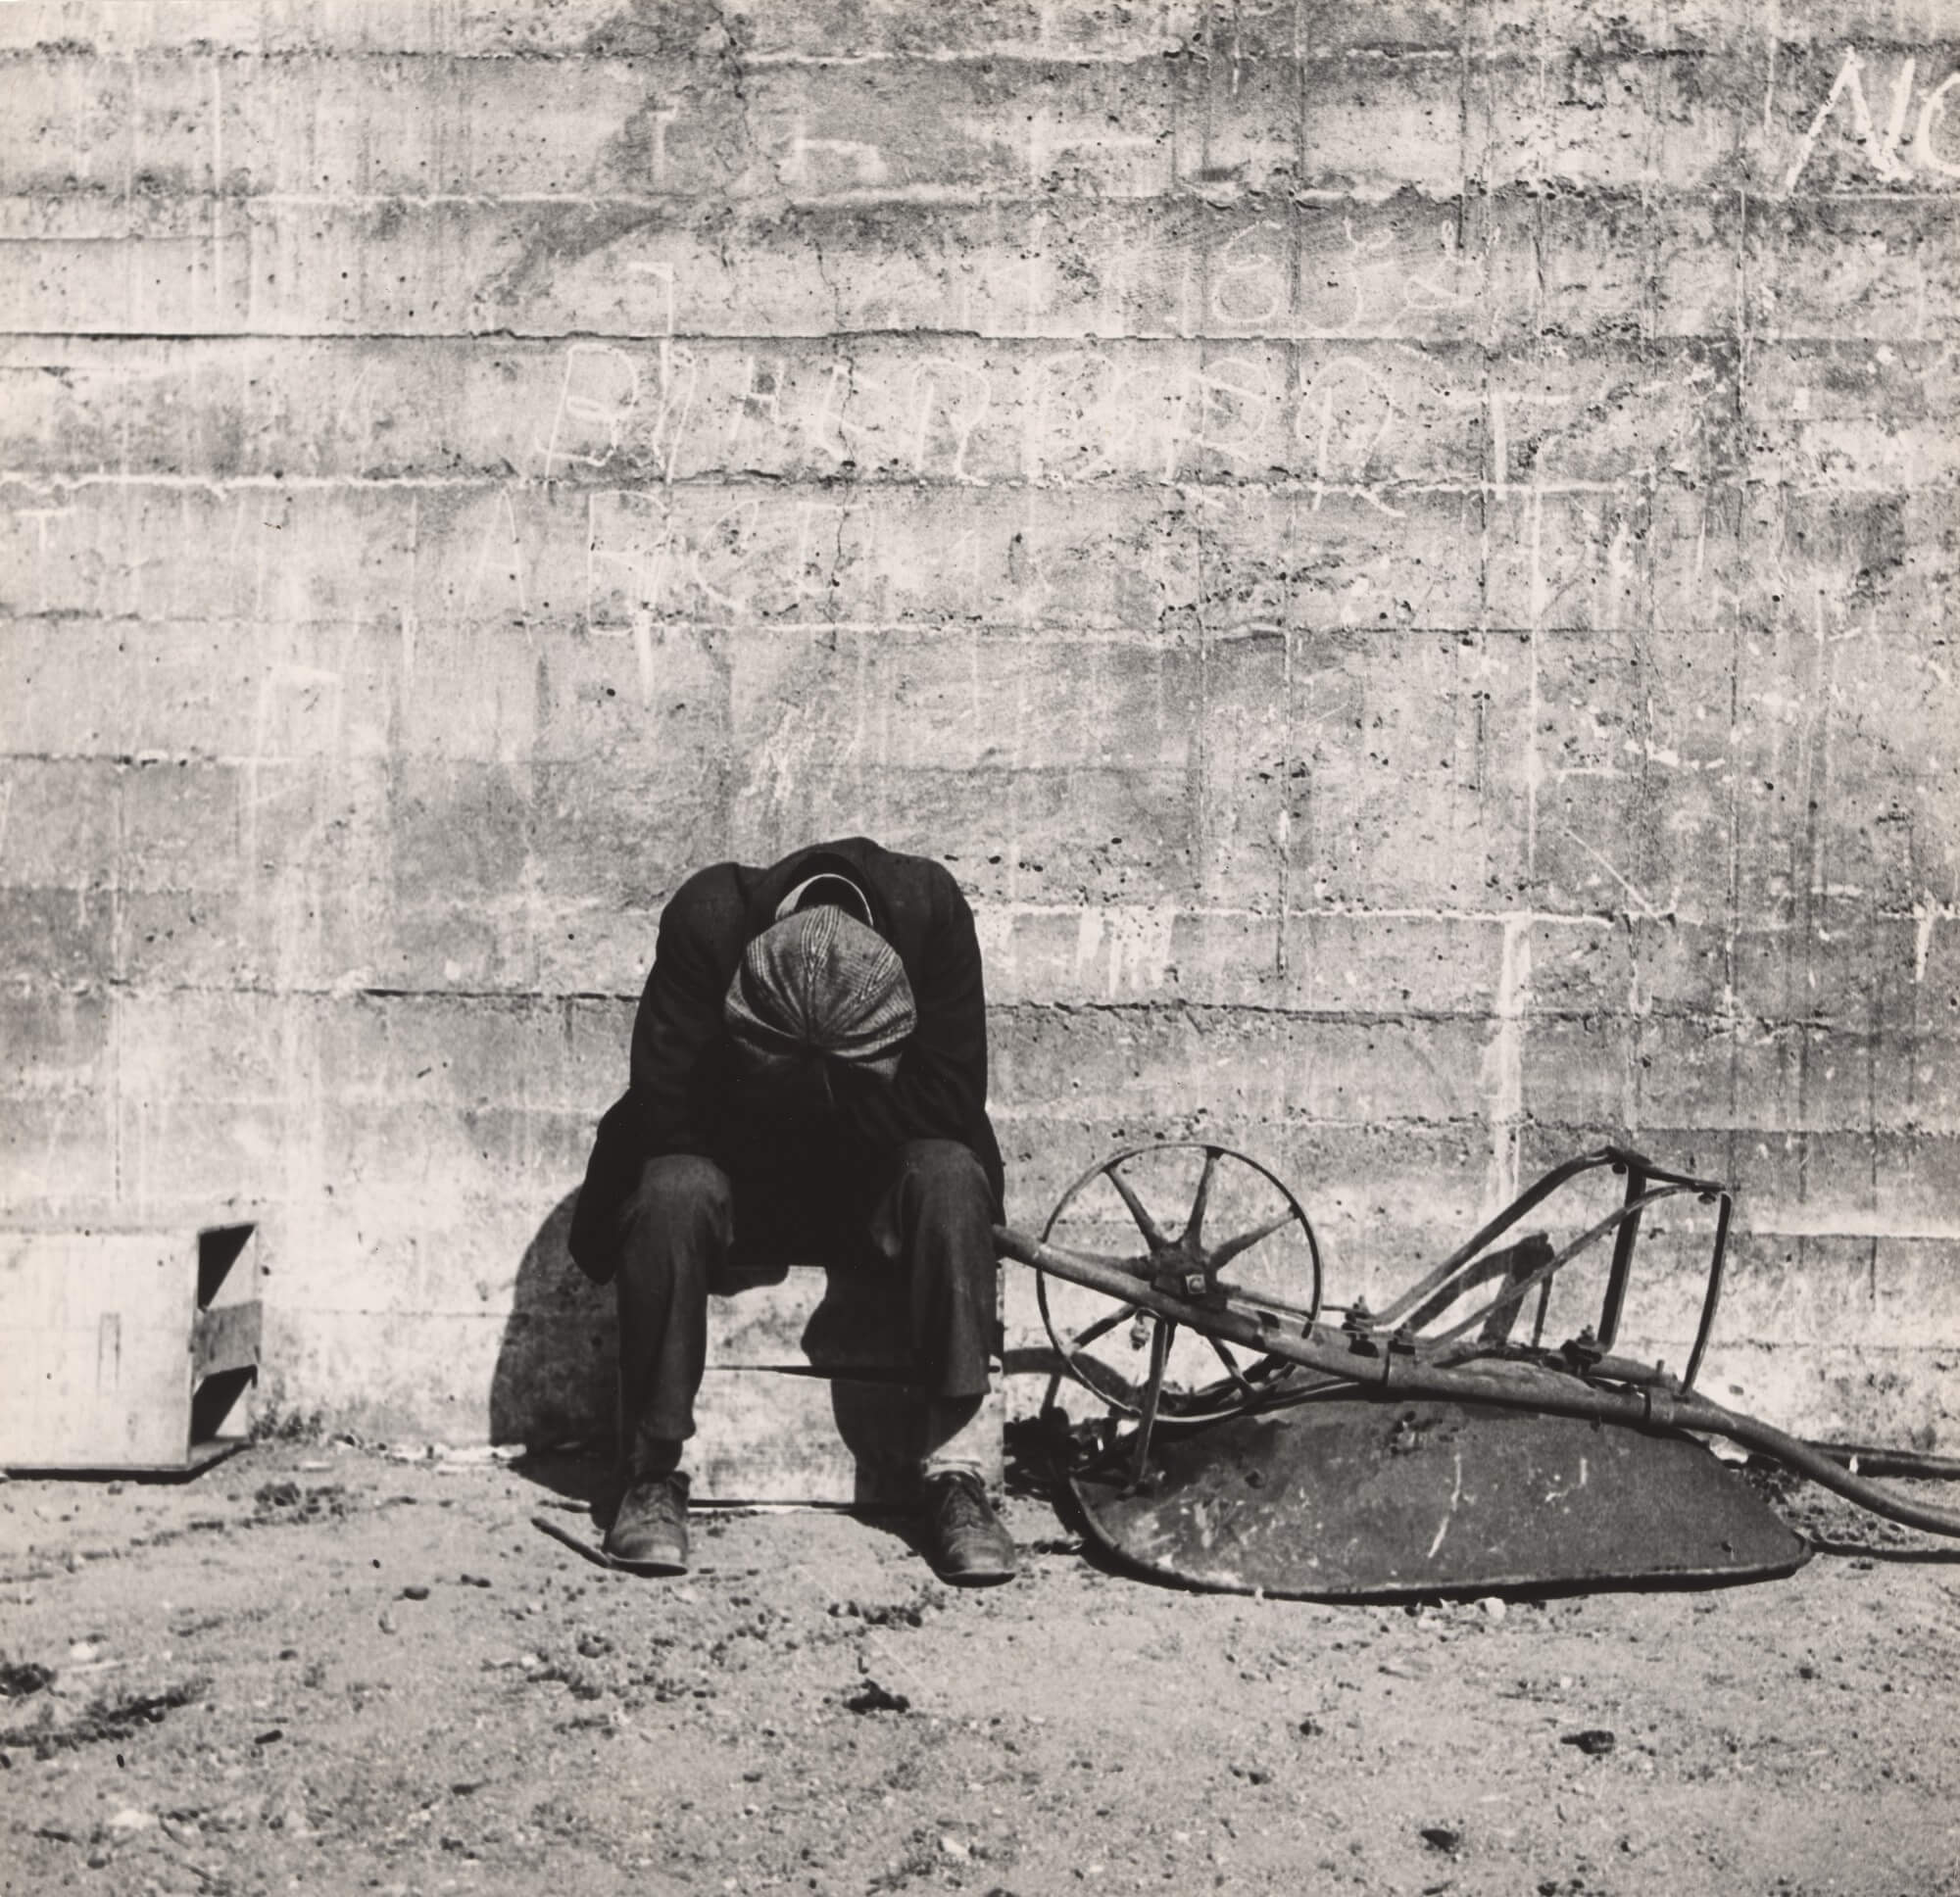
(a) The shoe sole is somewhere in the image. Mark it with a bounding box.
[532,1513,687,1577]
[935,1561,1016,1586]
[608,1554,689,1578]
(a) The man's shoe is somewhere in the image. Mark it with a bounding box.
[604,1473,690,1576]
[921,1471,1016,1585]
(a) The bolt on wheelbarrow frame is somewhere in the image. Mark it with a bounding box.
[991,1142,1960,1542]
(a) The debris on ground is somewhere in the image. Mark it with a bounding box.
[0,1439,1955,1891]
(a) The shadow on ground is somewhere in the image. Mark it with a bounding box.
[489,1190,615,1475]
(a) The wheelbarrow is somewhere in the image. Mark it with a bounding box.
[990,1143,1960,1598]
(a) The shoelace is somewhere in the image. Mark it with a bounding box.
[934,1476,992,1532]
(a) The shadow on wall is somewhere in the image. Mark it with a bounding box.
[489,1190,617,1452]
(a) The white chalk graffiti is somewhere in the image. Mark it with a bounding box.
[780,129,890,192]
[1917,70,1960,178]
[1298,356,1399,515]
[646,104,682,187]
[1783,50,1960,191]
[533,343,641,477]
[1210,219,1290,327]
[584,488,764,629]
[906,357,992,480]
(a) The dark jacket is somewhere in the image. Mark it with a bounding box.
[568,837,1004,1283]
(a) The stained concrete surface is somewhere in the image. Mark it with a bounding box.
[2,0,1956,1451]
[3,1438,1958,1897]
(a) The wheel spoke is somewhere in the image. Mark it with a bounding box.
[1036,1140,1324,1427]
[1065,1305,1139,1353]
[1182,1146,1221,1246]
[1206,1334,1254,1398]
[1104,1161,1173,1250]
[1208,1208,1298,1271]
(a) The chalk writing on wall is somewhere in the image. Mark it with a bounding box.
[1783,52,1960,190]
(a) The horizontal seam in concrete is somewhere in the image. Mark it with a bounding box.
[5,336,1936,353]
[0,330,1939,352]
[0,615,1710,641]
[0,45,1491,68]
[9,186,1959,211]
[1,471,1946,502]
[8,982,1937,1032]
[7,900,1939,936]
[14,40,1950,65]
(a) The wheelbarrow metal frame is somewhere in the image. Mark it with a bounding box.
[992,1143,1960,1542]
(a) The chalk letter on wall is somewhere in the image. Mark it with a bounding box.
[535,344,643,478]
[1783,50,1916,191]
[1915,70,1960,178]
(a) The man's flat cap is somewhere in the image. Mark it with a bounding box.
[724,905,916,1082]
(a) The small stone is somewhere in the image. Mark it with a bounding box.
[939,1836,969,1861]
[1561,1728,1617,1756]
[1420,1825,1463,1853]
[0,1661,53,1698]
[1480,1596,1507,1624]
[402,1585,430,1602]
[378,1609,398,1634]
[108,1808,154,1833]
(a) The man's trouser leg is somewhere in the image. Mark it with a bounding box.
[612,1154,732,1483]
[865,1139,1000,1477]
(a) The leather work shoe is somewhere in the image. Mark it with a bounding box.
[921,1471,1016,1585]
[604,1473,690,1576]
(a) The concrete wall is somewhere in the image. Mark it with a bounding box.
[3,0,1955,1449]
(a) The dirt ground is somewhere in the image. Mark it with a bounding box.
[4,1434,1958,1897]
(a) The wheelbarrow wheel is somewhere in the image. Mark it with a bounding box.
[1034,1142,1323,1427]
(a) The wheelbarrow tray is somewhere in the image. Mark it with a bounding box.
[1068,1396,1811,1600]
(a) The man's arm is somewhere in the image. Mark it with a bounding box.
[626,890,728,1154]
[830,871,989,1153]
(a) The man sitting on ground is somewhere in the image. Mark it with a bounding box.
[568,836,1015,1586]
